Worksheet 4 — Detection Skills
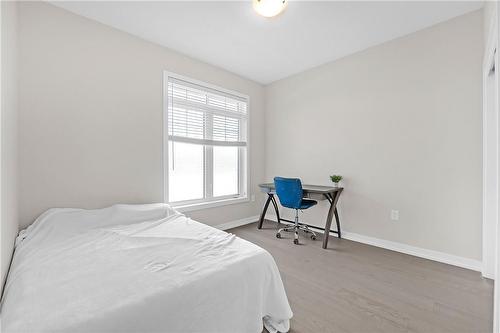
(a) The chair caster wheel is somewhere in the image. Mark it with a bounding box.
[293,239,299,245]
[311,235,317,240]
[276,233,281,239]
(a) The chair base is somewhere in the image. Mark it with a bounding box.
[276,209,317,244]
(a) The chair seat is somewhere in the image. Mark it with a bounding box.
[300,199,317,209]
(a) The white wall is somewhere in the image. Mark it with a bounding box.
[483,3,500,331]
[483,63,497,278]
[17,2,265,228]
[1,0,19,290]
[265,11,483,261]
[482,0,498,280]
[484,1,497,45]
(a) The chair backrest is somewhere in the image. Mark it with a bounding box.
[274,177,303,209]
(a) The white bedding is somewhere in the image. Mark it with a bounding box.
[1,204,292,333]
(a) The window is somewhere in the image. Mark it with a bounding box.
[164,73,249,210]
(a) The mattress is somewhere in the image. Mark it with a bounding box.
[1,204,292,333]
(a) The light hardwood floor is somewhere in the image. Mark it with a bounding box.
[228,221,494,333]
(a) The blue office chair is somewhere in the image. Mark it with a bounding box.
[274,177,318,245]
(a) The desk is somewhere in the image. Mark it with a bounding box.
[258,183,343,249]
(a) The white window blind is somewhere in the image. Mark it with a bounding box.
[167,77,248,147]
[165,74,249,207]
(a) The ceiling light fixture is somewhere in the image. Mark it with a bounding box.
[253,0,287,18]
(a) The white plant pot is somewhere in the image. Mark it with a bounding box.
[333,182,339,188]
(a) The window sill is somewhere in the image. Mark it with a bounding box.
[171,196,249,213]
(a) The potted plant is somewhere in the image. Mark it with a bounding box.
[330,175,343,187]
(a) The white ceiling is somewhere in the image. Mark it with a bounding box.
[51,1,483,85]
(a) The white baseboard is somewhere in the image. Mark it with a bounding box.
[265,215,482,272]
[215,215,260,231]
[342,231,482,272]
[482,267,495,280]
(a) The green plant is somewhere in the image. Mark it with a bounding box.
[330,175,343,183]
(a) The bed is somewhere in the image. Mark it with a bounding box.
[1,204,292,333]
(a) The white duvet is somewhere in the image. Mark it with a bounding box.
[1,204,292,333]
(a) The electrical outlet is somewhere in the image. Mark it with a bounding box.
[391,210,399,221]
[251,195,255,202]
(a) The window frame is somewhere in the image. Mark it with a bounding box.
[163,71,250,212]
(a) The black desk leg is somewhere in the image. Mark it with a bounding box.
[322,190,343,249]
[258,194,272,229]
[323,194,336,249]
[270,195,281,224]
[258,193,281,229]
[334,208,341,238]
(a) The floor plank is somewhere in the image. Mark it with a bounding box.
[228,221,494,333]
